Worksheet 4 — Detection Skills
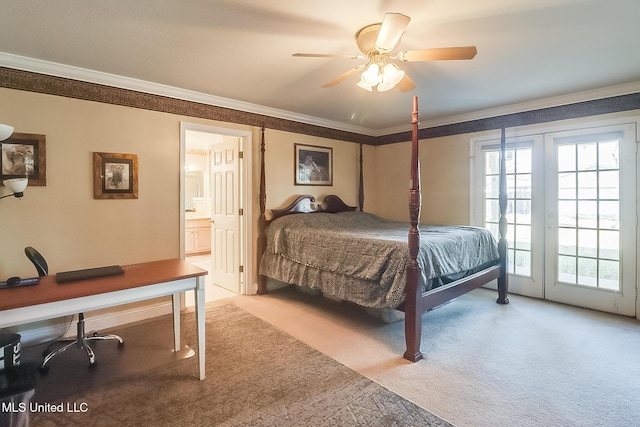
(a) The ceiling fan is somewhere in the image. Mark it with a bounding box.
[293,13,477,92]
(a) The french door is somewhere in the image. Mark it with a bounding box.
[543,126,636,315]
[474,123,637,316]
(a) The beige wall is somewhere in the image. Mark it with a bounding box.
[262,129,375,213]
[374,133,473,225]
[0,88,375,288]
[1,88,181,277]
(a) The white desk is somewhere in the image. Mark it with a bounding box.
[0,259,208,380]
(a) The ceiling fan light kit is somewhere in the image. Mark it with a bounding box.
[358,62,405,92]
[293,13,477,93]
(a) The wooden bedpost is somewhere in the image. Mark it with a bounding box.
[404,96,424,363]
[497,128,510,304]
[257,126,268,295]
[358,143,364,211]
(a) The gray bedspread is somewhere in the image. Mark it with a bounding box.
[259,211,499,309]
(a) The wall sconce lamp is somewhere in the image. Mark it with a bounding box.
[0,123,13,141]
[0,123,28,200]
[2,178,28,200]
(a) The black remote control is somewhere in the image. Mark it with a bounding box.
[0,276,40,289]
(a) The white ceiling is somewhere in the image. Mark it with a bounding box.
[1,0,639,135]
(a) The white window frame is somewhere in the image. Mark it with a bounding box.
[470,117,639,319]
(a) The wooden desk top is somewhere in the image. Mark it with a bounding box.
[0,258,207,311]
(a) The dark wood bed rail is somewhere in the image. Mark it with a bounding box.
[257,97,509,361]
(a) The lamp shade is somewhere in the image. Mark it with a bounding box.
[361,63,380,87]
[377,64,405,92]
[3,178,28,194]
[0,124,14,141]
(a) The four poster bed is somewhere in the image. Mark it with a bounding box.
[257,96,509,362]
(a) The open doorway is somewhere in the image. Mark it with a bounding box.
[179,122,253,306]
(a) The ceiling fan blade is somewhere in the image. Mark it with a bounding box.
[398,46,477,62]
[322,65,365,88]
[396,74,416,92]
[375,13,410,52]
[293,53,363,59]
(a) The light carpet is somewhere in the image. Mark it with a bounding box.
[233,286,640,427]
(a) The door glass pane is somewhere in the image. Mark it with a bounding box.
[514,250,531,276]
[558,200,576,227]
[483,146,532,277]
[555,138,621,291]
[577,143,597,171]
[485,151,500,174]
[558,145,576,171]
[516,149,532,173]
[515,200,531,225]
[577,200,597,228]
[558,255,576,283]
[600,201,619,230]
[599,230,619,260]
[599,260,619,290]
[577,229,597,257]
[485,199,500,222]
[558,228,576,255]
[599,141,619,169]
[485,175,499,198]
[577,171,597,199]
[515,225,531,250]
[599,171,618,199]
[558,172,576,199]
[577,257,598,287]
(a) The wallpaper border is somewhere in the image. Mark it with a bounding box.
[1,67,638,146]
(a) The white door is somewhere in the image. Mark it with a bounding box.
[210,136,242,293]
[544,126,636,315]
[474,123,636,316]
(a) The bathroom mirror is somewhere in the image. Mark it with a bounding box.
[185,170,203,211]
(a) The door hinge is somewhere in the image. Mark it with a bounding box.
[239,265,244,273]
[239,151,244,159]
[239,208,244,216]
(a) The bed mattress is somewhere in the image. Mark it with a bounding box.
[259,211,499,309]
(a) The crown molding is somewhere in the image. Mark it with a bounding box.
[2,52,639,141]
[0,52,377,137]
[377,81,640,136]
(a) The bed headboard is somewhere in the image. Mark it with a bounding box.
[269,194,356,221]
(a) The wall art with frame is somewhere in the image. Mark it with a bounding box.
[0,133,46,186]
[294,143,332,186]
[93,152,138,199]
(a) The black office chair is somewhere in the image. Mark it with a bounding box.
[24,247,124,372]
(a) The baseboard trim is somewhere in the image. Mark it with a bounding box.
[76,301,174,338]
[14,301,173,346]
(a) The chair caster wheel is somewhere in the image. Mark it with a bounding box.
[88,361,97,370]
[118,341,125,349]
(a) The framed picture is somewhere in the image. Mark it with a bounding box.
[93,152,138,199]
[1,133,46,186]
[294,143,333,186]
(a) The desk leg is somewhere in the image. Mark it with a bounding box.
[195,276,206,380]
[172,293,181,352]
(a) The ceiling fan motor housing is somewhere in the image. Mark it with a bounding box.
[355,23,383,55]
